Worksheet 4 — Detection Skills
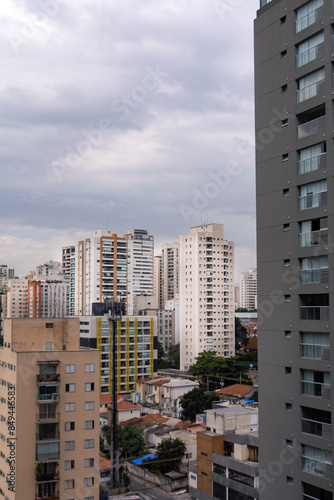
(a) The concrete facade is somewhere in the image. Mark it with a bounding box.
[240,268,257,311]
[255,1,334,499]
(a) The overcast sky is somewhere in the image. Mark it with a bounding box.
[1,0,258,280]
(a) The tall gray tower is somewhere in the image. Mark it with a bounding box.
[255,1,333,499]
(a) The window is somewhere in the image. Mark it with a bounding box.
[285,367,292,374]
[298,180,327,210]
[85,363,95,373]
[302,445,332,477]
[299,217,327,247]
[65,422,75,431]
[84,420,94,430]
[296,32,324,68]
[65,403,75,412]
[85,383,95,392]
[64,460,75,470]
[281,118,288,127]
[65,441,75,450]
[297,68,325,103]
[302,482,332,500]
[298,142,326,175]
[84,439,94,449]
[84,478,94,487]
[286,403,292,410]
[284,295,291,303]
[284,260,290,267]
[281,50,287,59]
[64,479,74,489]
[45,342,52,351]
[281,84,287,93]
[285,331,292,339]
[85,401,94,411]
[282,154,289,162]
[300,331,329,359]
[65,364,75,374]
[283,223,290,231]
[287,476,294,484]
[65,384,75,393]
[85,497,94,500]
[296,0,323,33]
[84,458,94,468]
[45,323,53,329]
[301,406,331,438]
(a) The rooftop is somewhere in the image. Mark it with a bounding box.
[215,384,254,398]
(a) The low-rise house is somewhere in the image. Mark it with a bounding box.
[135,376,163,402]
[107,400,142,425]
[215,384,256,401]
[163,379,199,417]
[100,393,124,413]
[99,456,112,491]
[145,378,170,405]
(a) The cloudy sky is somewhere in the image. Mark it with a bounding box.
[1,0,258,279]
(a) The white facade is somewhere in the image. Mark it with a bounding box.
[74,229,127,315]
[5,278,28,318]
[125,229,154,315]
[34,260,62,280]
[240,268,257,311]
[28,281,70,318]
[159,240,179,309]
[163,378,199,417]
[180,224,235,371]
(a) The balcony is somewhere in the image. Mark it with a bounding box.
[36,410,60,423]
[302,418,331,439]
[297,79,325,104]
[299,229,328,247]
[299,191,327,210]
[300,306,329,321]
[37,390,60,403]
[298,152,326,174]
[296,41,324,68]
[299,268,328,284]
[36,482,59,499]
[301,343,330,360]
[298,115,325,139]
[301,381,331,399]
[296,5,323,33]
[37,374,60,383]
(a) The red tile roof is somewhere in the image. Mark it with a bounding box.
[100,394,123,404]
[99,456,111,470]
[150,379,170,386]
[215,384,254,398]
[120,413,170,427]
[136,376,162,384]
[113,401,140,411]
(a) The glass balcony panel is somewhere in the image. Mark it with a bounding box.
[298,115,325,139]
[296,5,323,33]
[300,306,329,321]
[299,229,328,247]
[298,153,326,174]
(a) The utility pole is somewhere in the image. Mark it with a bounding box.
[107,300,124,491]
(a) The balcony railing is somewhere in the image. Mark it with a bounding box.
[302,456,332,479]
[297,79,325,104]
[36,412,60,422]
[299,229,328,247]
[301,344,330,360]
[37,393,60,403]
[299,191,327,210]
[36,472,60,483]
[36,431,60,442]
[296,5,323,33]
[301,417,331,439]
[300,306,329,321]
[36,451,60,462]
[298,152,326,175]
[37,374,60,383]
[301,381,331,398]
[296,42,324,68]
[298,115,325,139]
[299,268,329,284]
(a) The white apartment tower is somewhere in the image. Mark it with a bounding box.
[125,229,154,315]
[240,268,257,311]
[75,229,127,316]
[160,240,180,309]
[180,224,235,371]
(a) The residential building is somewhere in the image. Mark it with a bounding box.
[4,278,28,319]
[62,245,76,316]
[240,268,257,311]
[34,260,62,280]
[0,266,14,291]
[107,400,141,424]
[180,224,235,371]
[153,255,162,309]
[0,317,100,499]
[75,229,128,315]
[234,284,240,309]
[79,314,157,395]
[189,401,259,500]
[163,379,199,417]
[28,280,70,318]
[255,1,334,499]
[125,229,154,315]
[159,240,180,309]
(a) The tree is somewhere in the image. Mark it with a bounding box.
[144,438,186,474]
[180,388,220,421]
[235,316,249,352]
[157,341,170,369]
[116,423,144,458]
[188,351,252,390]
[167,343,180,369]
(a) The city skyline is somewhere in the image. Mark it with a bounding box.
[1,0,258,278]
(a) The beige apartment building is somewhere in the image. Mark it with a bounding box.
[180,224,235,371]
[0,318,99,499]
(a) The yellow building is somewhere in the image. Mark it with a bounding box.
[0,318,100,500]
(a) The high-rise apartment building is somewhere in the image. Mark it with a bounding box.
[28,281,70,318]
[125,229,154,315]
[255,1,333,499]
[159,240,180,309]
[240,268,257,311]
[0,318,100,499]
[75,229,127,315]
[62,246,76,315]
[180,224,235,371]
[4,278,28,319]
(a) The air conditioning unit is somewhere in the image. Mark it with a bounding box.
[52,394,59,401]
